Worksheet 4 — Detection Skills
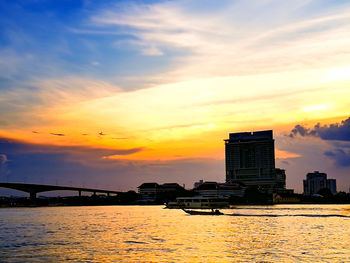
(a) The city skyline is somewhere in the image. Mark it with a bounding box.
[1,0,350,193]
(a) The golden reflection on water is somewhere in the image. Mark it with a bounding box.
[0,205,350,262]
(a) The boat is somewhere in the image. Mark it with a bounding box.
[182,209,224,215]
[165,196,229,209]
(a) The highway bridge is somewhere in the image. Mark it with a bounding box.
[0,182,121,200]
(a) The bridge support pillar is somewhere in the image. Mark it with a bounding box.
[78,190,81,197]
[107,192,110,197]
[29,191,37,200]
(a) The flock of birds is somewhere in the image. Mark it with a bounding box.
[32,130,128,140]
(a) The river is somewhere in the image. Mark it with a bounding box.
[1,205,350,262]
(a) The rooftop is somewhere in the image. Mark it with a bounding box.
[225,130,273,142]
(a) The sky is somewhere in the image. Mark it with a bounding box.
[1,0,350,195]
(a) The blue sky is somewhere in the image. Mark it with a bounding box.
[1,0,348,88]
[0,0,180,89]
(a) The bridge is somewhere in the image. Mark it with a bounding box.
[0,182,121,200]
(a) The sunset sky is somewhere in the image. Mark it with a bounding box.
[1,0,350,194]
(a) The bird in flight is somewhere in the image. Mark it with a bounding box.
[50,133,65,136]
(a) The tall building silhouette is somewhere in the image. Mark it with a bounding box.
[303,171,336,195]
[224,130,285,192]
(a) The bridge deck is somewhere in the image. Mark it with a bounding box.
[0,182,121,199]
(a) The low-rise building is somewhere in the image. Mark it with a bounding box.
[161,183,184,192]
[273,193,300,204]
[194,180,204,189]
[137,183,160,201]
[194,181,245,198]
[137,182,185,201]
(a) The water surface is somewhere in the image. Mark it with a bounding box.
[1,205,350,262]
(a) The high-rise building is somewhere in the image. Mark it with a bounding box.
[303,171,336,195]
[224,130,286,192]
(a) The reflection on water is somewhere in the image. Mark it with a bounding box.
[0,205,349,262]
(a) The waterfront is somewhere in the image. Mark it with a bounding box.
[1,205,350,262]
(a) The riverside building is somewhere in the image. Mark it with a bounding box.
[137,182,185,202]
[303,171,337,195]
[224,130,286,193]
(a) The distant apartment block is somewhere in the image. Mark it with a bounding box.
[224,130,286,192]
[303,171,337,195]
[137,183,184,201]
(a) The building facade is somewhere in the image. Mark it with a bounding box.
[137,182,160,201]
[194,180,204,189]
[194,181,246,198]
[272,193,300,204]
[303,171,337,195]
[225,130,286,192]
[137,182,184,201]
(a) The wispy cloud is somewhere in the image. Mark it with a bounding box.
[0,136,223,190]
[275,149,302,159]
[0,76,120,132]
[91,0,350,81]
[0,136,144,167]
[34,77,120,105]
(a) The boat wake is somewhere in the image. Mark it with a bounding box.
[227,213,350,218]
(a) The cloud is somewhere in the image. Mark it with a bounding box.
[34,77,119,105]
[289,117,350,141]
[0,137,144,168]
[3,1,350,140]
[0,77,121,131]
[275,149,302,159]
[281,160,290,165]
[0,136,224,192]
[90,0,350,82]
[289,124,317,137]
[324,149,350,167]
[316,117,350,141]
[289,117,350,167]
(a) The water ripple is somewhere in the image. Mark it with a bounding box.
[0,205,349,262]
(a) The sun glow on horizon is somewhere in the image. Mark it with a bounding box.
[2,72,350,161]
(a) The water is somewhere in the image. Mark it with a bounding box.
[1,205,350,262]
